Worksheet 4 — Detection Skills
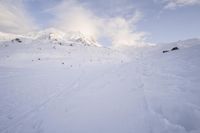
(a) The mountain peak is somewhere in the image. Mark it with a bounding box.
[0,28,101,47]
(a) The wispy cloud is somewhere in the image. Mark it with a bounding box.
[48,0,101,39]
[103,11,147,47]
[0,0,38,34]
[0,0,147,46]
[160,0,200,9]
[48,0,146,47]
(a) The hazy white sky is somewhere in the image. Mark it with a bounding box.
[0,0,200,46]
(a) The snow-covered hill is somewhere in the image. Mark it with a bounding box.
[0,31,127,68]
[0,35,200,133]
[0,28,101,47]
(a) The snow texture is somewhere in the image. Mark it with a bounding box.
[0,31,200,133]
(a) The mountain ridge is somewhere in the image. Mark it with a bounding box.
[0,28,101,47]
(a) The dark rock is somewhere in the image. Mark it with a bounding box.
[12,38,22,43]
[171,47,179,51]
[163,50,169,53]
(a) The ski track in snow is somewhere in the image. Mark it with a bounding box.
[0,63,127,133]
[0,38,200,133]
[0,75,82,132]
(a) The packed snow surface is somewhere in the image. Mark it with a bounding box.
[0,31,200,133]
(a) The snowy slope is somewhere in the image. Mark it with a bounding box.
[0,35,200,133]
[0,28,101,47]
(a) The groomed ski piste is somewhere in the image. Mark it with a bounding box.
[0,29,200,133]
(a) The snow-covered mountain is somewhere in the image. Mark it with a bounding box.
[0,28,101,47]
[0,36,200,133]
[0,29,128,68]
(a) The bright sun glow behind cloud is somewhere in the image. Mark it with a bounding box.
[1,0,199,46]
[49,0,101,39]
[48,0,146,47]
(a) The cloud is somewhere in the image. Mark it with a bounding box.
[0,0,38,34]
[48,0,101,39]
[161,0,200,9]
[103,11,147,47]
[49,0,146,47]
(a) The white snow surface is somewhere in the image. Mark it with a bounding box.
[0,33,200,133]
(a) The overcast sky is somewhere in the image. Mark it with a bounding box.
[0,0,200,46]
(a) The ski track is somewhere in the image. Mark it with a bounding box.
[0,74,82,132]
[0,42,200,132]
[0,64,125,133]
